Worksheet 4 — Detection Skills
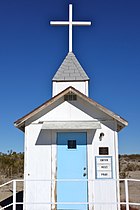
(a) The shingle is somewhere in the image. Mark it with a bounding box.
[64,76,76,80]
[75,76,85,80]
[70,73,80,77]
[62,73,70,77]
[52,52,89,81]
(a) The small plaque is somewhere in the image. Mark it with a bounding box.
[96,156,113,179]
[68,140,76,149]
[97,171,112,179]
[97,164,111,171]
[96,157,111,164]
[99,147,109,155]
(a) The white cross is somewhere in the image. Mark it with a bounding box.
[50,4,91,52]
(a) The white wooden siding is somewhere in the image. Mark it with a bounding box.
[24,96,119,210]
[52,81,89,96]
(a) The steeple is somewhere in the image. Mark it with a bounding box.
[51,4,91,97]
[53,52,89,81]
[52,52,89,96]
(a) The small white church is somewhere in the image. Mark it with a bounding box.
[14,4,128,210]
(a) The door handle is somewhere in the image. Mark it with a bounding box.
[83,167,87,177]
[83,172,87,177]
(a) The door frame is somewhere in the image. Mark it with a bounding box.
[56,131,88,210]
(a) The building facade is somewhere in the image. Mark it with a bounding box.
[15,51,128,210]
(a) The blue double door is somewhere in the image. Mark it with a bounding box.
[57,132,88,210]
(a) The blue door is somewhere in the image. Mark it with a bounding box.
[57,132,88,210]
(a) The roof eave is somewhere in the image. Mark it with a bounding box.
[14,87,74,130]
[14,86,128,132]
[52,78,90,82]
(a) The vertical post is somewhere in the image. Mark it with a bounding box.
[125,179,129,210]
[69,4,72,52]
[13,180,16,210]
[117,179,121,210]
[114,131,121,210]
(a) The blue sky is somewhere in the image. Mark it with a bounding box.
[0,0,140,154]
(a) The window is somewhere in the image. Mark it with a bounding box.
[68,140,77,149]
[64,93,77,101]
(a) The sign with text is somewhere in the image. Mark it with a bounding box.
[95,156,113,179]
[99,147,109,155]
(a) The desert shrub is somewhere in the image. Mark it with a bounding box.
[0,152,24,178]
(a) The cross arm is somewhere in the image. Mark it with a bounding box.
[72,21,91,26]
[50,21,91,26]
[50,21,69,25]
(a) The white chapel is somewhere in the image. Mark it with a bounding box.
[14,4,128,210]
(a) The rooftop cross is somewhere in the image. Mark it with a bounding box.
[50,4,91,52]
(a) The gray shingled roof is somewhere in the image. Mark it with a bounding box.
[52,52,89,81]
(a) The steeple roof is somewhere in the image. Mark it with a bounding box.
[52,52,89,81]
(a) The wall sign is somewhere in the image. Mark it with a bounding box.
[99,147,109,155]
[95,156,113,179]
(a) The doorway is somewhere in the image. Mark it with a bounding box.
[57,132,88,210]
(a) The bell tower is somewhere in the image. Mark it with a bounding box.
[51,4,91,97]
[52,52,89,96]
